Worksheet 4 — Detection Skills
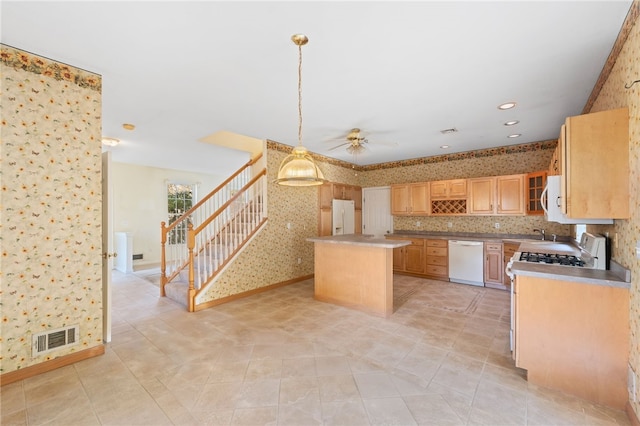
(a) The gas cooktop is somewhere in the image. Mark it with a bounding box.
[518,251,586,267]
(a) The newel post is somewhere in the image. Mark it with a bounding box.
[160,221,167,297]
[187,222,196,312]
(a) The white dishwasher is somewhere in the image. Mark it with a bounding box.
[448,240,485,286]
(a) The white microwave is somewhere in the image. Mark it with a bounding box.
[541,175,613,224]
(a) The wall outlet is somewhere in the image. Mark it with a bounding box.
[494,223,500,229]
[447,222,453,228]
[287,223,292,230]
[297,257,302,265]
[416,221,421,227]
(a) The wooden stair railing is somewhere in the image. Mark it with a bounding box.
[160,154,267,311]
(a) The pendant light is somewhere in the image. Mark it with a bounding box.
[275,34,327,187]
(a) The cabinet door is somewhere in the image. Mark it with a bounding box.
[564,108,629,219]
[405,242,425,274]
[333,184,346,200]
[352,186,363,210]
[484,244,503,285]
[497,174,525,215]
[410,183,429,215]
[392,246,405,271]
[319,183,333,209]
[429,181,448,199]
[391,185,410,215]
[354,209,362,234]
[448,179,467,198]
[318,208,332,236]
[526,171,547,215]
[468,177,495,214]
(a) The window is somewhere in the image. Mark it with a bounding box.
[167,183,196,244]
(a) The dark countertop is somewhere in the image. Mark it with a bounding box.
[385,231,631,288]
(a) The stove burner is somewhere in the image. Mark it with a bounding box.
[519,252,585,267]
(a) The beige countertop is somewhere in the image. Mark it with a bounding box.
[307,234,411,249]
[386,231,631,288]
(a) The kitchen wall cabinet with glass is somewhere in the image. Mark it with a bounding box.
[526,171,547,215]
[318,182,362,236]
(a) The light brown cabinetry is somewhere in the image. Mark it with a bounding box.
[513,275,629,409]
[561,107,629,219]
[526,171,547,215]
[430,179,467,215]
[390,183,429,216]
[425,239,448,279]
[483,242,504,289]
[502,242,519,290]
[430,179,467,199]
[388,237,425,275]
[468,174,525,215]
[318,182,362,236]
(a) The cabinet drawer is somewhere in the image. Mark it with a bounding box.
[409,239,425,246]
[426,239,448,248]
[425,265,447,276]
[427,256,447,266]
[485,243,503,251]
[426,247,447,256]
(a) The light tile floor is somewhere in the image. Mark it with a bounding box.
[1,271,632,425]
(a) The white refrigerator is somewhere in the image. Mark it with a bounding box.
[332,199,355,235]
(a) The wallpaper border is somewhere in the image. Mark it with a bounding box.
[0,44,101,92]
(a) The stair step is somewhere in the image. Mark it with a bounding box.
[164,280,189,306]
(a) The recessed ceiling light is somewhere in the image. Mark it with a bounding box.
[102,137,120,146]
[508,134,521,138]
[440,145,450,149]
[498,102,516,110]
[122,123,135,131]
[504,120,520,126]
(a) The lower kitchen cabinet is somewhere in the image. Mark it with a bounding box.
[389,237,425,275]
[513,275,629,409]
[502,242,519,290]
[483,242,504,289]
[425,239,448,279]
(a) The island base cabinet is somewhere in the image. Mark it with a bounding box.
[514,275,629,409]
[313,243,393,317]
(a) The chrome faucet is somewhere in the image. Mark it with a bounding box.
[533,228,546,240]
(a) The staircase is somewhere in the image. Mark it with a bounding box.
[160,154,268,311]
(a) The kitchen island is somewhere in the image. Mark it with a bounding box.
[307,234,410,317]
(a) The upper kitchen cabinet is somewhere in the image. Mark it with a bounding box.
[430,179,467,215]
[560,107,629,219]
[468,174,525,215]
[430,179,467,199]
[526,171,547,215]
[391,183,429,216]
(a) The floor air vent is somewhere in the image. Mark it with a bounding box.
[32,325,79,357]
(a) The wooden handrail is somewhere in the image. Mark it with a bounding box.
[163,153,263,234]
[194,168,266,235]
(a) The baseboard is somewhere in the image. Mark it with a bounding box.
[628,401,640,426]
[0,344,105,386]
[195,274,314,311]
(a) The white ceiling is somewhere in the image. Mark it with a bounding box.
[1,1,633,176]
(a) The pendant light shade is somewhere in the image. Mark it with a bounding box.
[275,34,326,187]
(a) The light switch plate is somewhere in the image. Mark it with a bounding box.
[636,240,640,259]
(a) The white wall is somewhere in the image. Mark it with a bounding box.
[111,162,225,269]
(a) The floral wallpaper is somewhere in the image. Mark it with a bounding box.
[0,45,103,373]
[586,3,640,416]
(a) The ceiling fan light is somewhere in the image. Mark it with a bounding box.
[275,146,326,186]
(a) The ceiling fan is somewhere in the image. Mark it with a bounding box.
[327,128,397,155]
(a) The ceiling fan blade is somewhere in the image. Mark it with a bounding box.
[328,142,350,151]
